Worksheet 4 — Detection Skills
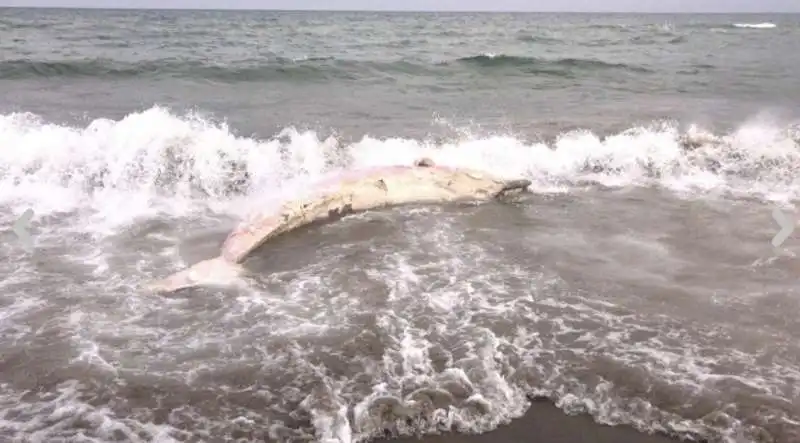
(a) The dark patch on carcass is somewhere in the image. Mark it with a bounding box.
[327,202,354,221]
[414,157,435,167]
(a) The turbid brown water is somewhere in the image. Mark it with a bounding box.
[1,8,800,443]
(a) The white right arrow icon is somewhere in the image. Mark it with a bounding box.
[771,207,796,248]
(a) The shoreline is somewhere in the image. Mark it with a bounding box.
[386,397,701,443]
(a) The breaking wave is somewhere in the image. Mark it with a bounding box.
[0,106,797,217]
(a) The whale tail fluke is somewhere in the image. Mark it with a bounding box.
[145,257,246,294]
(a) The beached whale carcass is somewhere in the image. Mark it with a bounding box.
[146,158,532,294]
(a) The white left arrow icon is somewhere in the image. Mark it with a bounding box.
[13,208,34,252]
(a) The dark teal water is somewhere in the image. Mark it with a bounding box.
[2,9,800,138]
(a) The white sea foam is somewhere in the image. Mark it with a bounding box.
[733,23,777,29]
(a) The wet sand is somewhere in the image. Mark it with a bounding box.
[390,398,695,443]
